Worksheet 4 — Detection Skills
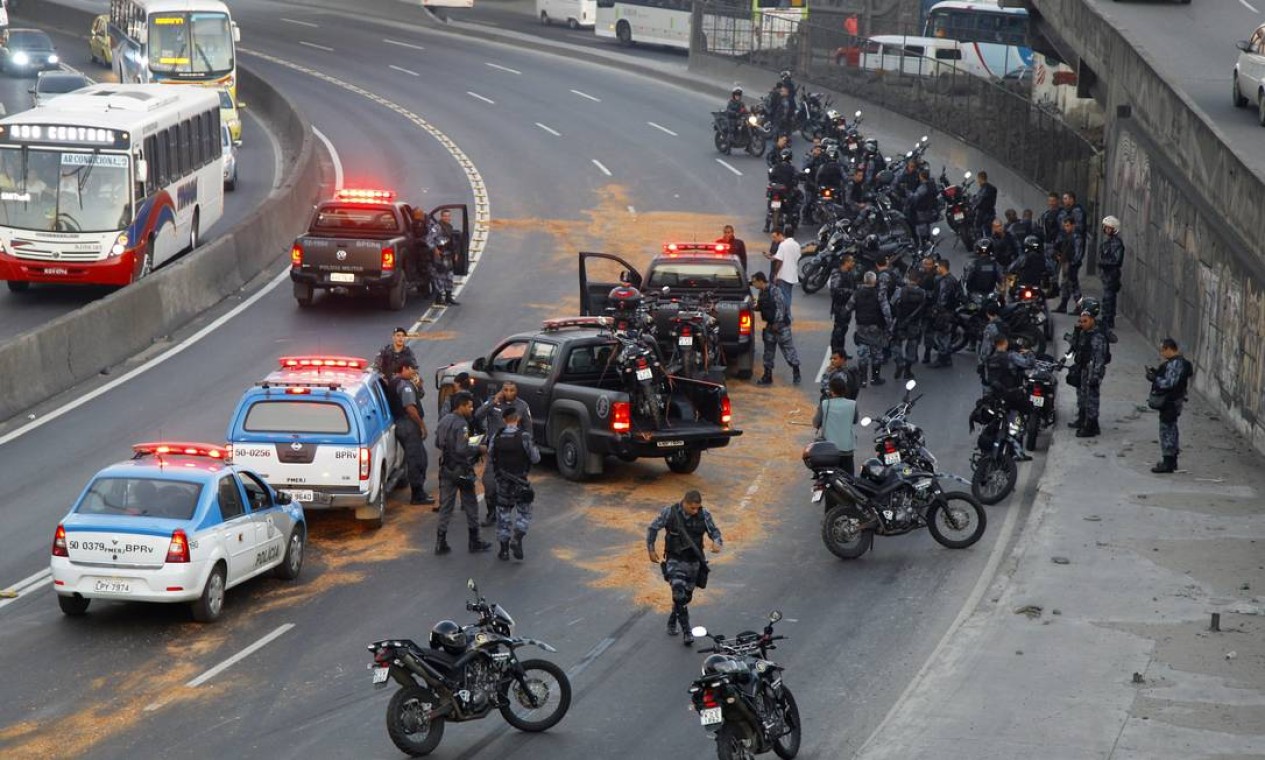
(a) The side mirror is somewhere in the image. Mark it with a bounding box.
[860,416,873,427]
[691,626,708,638]
[274,490,293,505]
[905,379,917,391]
[472,357,487,372]
[661,285,670,296]
[854,110,862,118]
[618,269,630,283]
[769,610,782,623]
[467,578,478,593]
[136,159,149,179]
[27,87,35,95]
[237,101,248,110]
[232,22,242,43]
[964,171,973,180]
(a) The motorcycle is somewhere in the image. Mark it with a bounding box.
[795,90,831,141]
[612,328,670,428]
[368,579,571,757]
[803,439,986,560]
[1010,280,1055,342]
[863,380,937,473]
[689,611,801,760]
[998,291,1047,355]
[797,222,854,295]
[662,289,726,382]
[968,393,1027,505]
[764,183,799,237]
[1022,354,1065,451]
[712,111,768,158]
[937,169,976,251]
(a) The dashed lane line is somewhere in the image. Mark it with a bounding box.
[298,41,334,52]
[570,89,601,102]
[591,159,612,176]
[186,624,295,688]
[389,64,420,77]
[466,91,495,104]
[716,158,742,176]
[535,122,561,136]
[485,62,521,75]
[646,121,678,136]
[383,38,426,51]
[281,18,319,27]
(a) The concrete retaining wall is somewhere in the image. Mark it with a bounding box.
[0,5,323,425]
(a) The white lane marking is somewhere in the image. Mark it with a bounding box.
[281,18,319,27]
[591,159,612,176]
[716,158,743,176]
[627,205,636,215]
[257,107,285,192]
[466,91,495,104]
[5,568,52,594]
[646,121,678,136]
[311,126,344,191]
[535,122,561,136]
[1240,0,1259,12]
[485,62,521,75]
[186,623,295,688]
[0,576,51,610]
[814,346,832,391]
[570,89,601,102]
[389,64,420,77]
[298,41,334,52]
[383,38,426,51]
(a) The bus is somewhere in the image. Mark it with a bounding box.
[108,0,240,98]
[923,0,1031,80]
[0,84,224,291]
[595,0,806,54]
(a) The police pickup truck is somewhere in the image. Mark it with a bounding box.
[226,356,405,528]
[289,188,468,311]
[436,317,742,481]
[579,243,755,379]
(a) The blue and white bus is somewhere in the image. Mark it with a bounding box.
[922,0,1032,80]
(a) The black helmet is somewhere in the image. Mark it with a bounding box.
[863,234,880,253]
[875,169,894,185]
[1022,235,1042,254]
[974,238,995,257]
[861,458,887,481]
[429,620,466,654]
[1076,296,1101,318]
[779,148,793,163]
[824,145,840,161]
[703,654,741,676]
[608,284,642,312]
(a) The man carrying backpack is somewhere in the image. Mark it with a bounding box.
[1146,338,1193,473]
[390,360,434,505]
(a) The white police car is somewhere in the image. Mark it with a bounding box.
[50,442,306,623]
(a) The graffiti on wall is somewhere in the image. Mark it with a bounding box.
[1111,130,1151,232]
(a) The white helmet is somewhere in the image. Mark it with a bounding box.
[1102,215,1121,232]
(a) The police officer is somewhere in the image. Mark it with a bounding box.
[982,334,1036,459]
[819,349,861,401]
[765,149,799,233]
[488,406,540,560]
[434,391,491,555]
[859,139,884,184]
[1098,215,1125,339]
[474,380,533,527]
[1054,216,1085,313]
[646,490,723,646]
[391,360,434,505]
[828,253,859,356]
[907,168,938,247]
[724,86,747,137]
[988,218,1020,270]
[1010,235,1049,289]
[1009,208,1035,241]
[843,270,891,387]
[766,134,791,170]
[1070,307,1109,438]
[376,327,418,378]
[429,213,458,306]
[890,270,928,381]
[976,301,1004,390]
[771,84,795,139]
[1038,193,1061,252]
[814,144,845,194]
[928,258,960,368]
[750,271,801,385]
[776,69,797,101]
[973,170,998,241]
[843,166,869,216]
[918,255,940,364]
[893,159,921,203]
[1146,337,1192,473]
[1057,191,1087,239]
[963,238,1002,300]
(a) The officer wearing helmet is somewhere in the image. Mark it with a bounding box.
[765,149,800,233]
[860,139,884,183]
[1097,215,1124,340]
[723,86,748,139]
[776,69,797,101]
[814,144,845,194]
[1010,235,1049,288]
[963,238,1002,299]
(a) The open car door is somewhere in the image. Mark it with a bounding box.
[579,251,642,316]
[430,204,470,276]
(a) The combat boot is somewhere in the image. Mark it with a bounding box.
[510,531,525,559]
[445,292,460,306]
[893,365,904,380]
[871,366,885,386]
[792,365,802,384]
[481,501,497,527]
[1151,456,1176,474]
[435,532,452,555]
[905,366,915,381]
[498,541,510,560]
[757,369,774,386]
[922,347,933,364]
[468,529,492,553]
[680,611,694,646]
[1075,420,1100,438]
[667,613,679,637]
[1067,413,1084,429]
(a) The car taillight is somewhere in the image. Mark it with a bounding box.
[360,447,371,480]
[52,524,68,557]
[738,310,753,337]
[612,401,631,434]
[381,246,395,272]
[166,529,191,564]
[822,188,833,198]
[285,387,310,395]
[290,243,303,266]
[720,397,732,427]
[702,689,720,709]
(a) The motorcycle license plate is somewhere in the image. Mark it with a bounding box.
[770,200,782,210]
[371,667,389,685]
[1030,395,1045,408]
[952,212,965,221]
[884,452,901,465]
[699,707,723,726]
[811,488,824,503]
[635,367,653,381]
[678,335,694,347]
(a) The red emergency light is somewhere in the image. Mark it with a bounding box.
[279,356,367,370]
[335,188,396,202]
[662,242,731,257]
[133,442,228,460]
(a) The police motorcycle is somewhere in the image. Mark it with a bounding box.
[764,181,800,237]
[937,169,976,250]
[797,218,856,295]
[368,579,572,757]
[606,286,672,428]
[833,110,865,154]
[688,611,801,760]
[968,392,1027,505]
[795,90,831,140]
[997,286,1047,355]
[864,380,938,473]
[1022,354,1066,452]
[660,287,726,383]
[803,440,986,560]
[712,109,768,157]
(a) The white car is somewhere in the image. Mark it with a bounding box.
[51,442,306,622]
[29,70,92,109]
[1233,22,1265,124]
[221,122,238,191]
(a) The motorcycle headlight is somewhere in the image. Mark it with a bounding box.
[747,115,759,126]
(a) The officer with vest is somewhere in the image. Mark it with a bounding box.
[928,258,960,368]
[963,238,1002,300]
[819,349,861,401]
[434,391,491,555]
[391,360,434,505]
[982,334,1036,459]
[1098,215,1125,340]
[488,406,540,560]
[646,490,723,646]
[842,270,892,387]
[828,253,859,356]
[814,374,860,475]
[1053,216,1086,313]
[474,381,534,528]
[1146,337,1193,473]
[906,168,939,246]
[1010,235,1049,289]
[750,271,801,385]
[376,327,419,378]
[890,270,928,381]
[1069,305,1110,438]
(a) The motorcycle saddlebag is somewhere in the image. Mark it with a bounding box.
[802,440,842,470]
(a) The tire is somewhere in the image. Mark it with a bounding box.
[971,455,1017,505]
[1043,317,1054,342]
[225,171,237,192]
[555,425,590,482]
[386,685,446,757]
[1025,411,1040,452]
[386,276,408,311]
[822,502,874,559]
[714,130,731,155]
[716,723,751,760]
[1257,91,1265,127]
[568,17,580,29]
[58,594,90,616]
[499,659,572,732]
[948,322,968,353]
[616,20,632,45]
[666,449,702,474]
[293,280,315,308]
[926,492,987,549]
[133,240,154,283]
[1233,74,1248,108]
[801,262,829,294]
[190,564,226,623]
[6,280,30,293]
[747,132,767,158]
[188,210,200,253]
[274,527,306,579]
[362,474,386,529]
[772,686,802,759]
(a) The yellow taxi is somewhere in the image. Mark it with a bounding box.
[219,88,242,143]
[89,14,111,67]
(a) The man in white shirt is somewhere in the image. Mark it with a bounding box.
[767,227,801,316]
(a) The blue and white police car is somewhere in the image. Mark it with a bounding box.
[50,442,306,623]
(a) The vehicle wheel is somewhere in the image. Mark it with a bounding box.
[1043,317,1054,342]
[6,280,30,293]
[539,10,549,24]
[188,209,200,253]
[822,503,873,559]
[293,280,315,308]
[1234,74,1249,108]
[568,17,580,29]
[363,474,386,529]
[58,594,90,616]
[225,170,237,192]
[666,449,702,474]
[499,659,572,732]
[190,564,226,623]
[926,491,987,549]
[772,685,802,759]
[555,425,590,482]
[971,456,1017,505]
[948,322,968,353]
[747,132,767,158]
[90,52,98,65]
[274,527,306,579]
[714,130,731,155]
[133,239,155,283]
[1257,91,1265,127]
[386,276,408,311]
[716,722,752,760]
[1025,411,1041,452]
[770,209,782,234]
[386,685,445,757]
[616,20,632,45]
[802,262,829,294]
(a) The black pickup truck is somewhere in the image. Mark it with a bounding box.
[435,317,742,481]
[289,188,468,310]
[579,244,756,379]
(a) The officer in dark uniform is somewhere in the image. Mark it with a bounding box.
[982,334,1036,459]
[843,166,869,216]
[376,327,418,377]
[434,391,491,555]
[1057,191,1087,239]
[1097,215,1125,338]
[973,170,998,241]
[988,218,1020,270]
[963,239,1002,299]
[723,86,747,138]
[474,381,534,527]
[814,144,845,194]
[1038,193,1061,252]
[765,149,800,233]
[488,406,540,560]
[646,490,723,646]
[890,270,928,381]
[842,270,891,387]
[828,253,859,355]
[929,258,960,368]
[750,272,801,385]
[766,134,791,170]
[976,302,1004,390]
[907,169,938,246]
[391,360,433,505]
[1070,307,1110,438]
[1054,216,1085,313]
[1010,235,1049,288]
[1146,337,1192,473]
[819,349,861,401]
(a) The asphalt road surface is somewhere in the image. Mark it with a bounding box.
[0,2,1054,758]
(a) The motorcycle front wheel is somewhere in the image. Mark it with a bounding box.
[822,503,874,559]
[926,491,987,549]
[717,723,756,760]
[971,455,1017,505]
[1025,411,1041,452]
[772,686,802,759]
[386,686,446,757]
[747,132,767,157]
[801,261,829,294]
[499,659,572,732]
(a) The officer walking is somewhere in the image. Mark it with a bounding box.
[391,360,434,506]
[814,375,860,475]
[890,270,928,381]
[1097,216,1125,340]
[646,490,723,646]
[488,406,540,560]
[1054,216,1085,313]
[842,270,891,387]
[828,253,859,356]
[434,391,492,555]
[474,381,533,527]
[376,327,418,377]
[1146,338,1193,473]
[1069,306,1110,438]
[750,272,801,385]
[928,258,960,368]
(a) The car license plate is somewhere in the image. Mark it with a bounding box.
[811,489,824,503]
[1030,395,1045,408]
[283,489,315,502]
[656,440,685,448]
[329,272,355,284]
[883,452,901,465]
[94,578,131,594]
[770,200,782,210]
[952,212,965,221]
[636,367,653,381]
[699,707,723,726]
[371,667,390,685]
[678,335,693,346]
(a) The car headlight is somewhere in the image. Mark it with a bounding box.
[109,233,128,258]
[12,52,29,65]
[47,54,60,64]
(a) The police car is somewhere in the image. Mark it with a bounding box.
[50,443,306,623]
[226,356,404,528]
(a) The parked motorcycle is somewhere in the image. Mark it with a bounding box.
[689,611,801,760]
[765,183,799,237]
[863,380,938,473]
[1022,354,1065,451]
[712,111,767,157]
[937,168,976,251]
[968,393,1027,505]
[612,328,670,428]
[1010,281,1055,342]
[998,291,1047,355]
[368,579,571,757]
[662,289,726,382]
[795,90,831,140]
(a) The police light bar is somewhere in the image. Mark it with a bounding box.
[334,188,396,202]
[662,242,731,256]
[132,442,228,460]
[278,356,367,370]
[541,316,613,331]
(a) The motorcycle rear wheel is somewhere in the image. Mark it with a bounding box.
[772,686,802,759]
[716,723,756,760]
[822,503,874,559]
[499,659,572,732]
[1025,411,1041,452]
[386,686,445,757]
[926,491,987,549]
[971,456,1017,505]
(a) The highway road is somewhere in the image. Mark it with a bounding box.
[0,2,1053,758]
[0,21,278,344]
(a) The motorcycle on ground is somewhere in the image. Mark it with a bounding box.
[968,392,1027,505]
[712,111,768,158]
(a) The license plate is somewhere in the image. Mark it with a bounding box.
[699,707,723,726]
[93,579,131,593]
[915,478,932,490]
[371,667,389,685]
[811,489,824,503]
[636,367,653,381]
[656,440,685,448]
[883,452,901,465]
[770,200,782,210]
[329,272,355,283]
[283,489,315,502]
[1030,395,1045,408]
[952,212,965,221]
[848,142,857,152]
[678,335,693,346]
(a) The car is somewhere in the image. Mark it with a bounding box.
[1234,23,1265,124]
[28,70,91,108]
[89,14,112,67]
[218,88,242,143]
[0,28,60,77]
[50,442,306,623]
[221,122,237,191]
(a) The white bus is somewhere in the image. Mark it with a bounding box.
[109,0,240,99]
[0,84,224,291]
[595,0,805,54]
[923,0,1031,79]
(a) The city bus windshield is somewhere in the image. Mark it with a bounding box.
[148,11,234,76]
[0,148,132,233]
